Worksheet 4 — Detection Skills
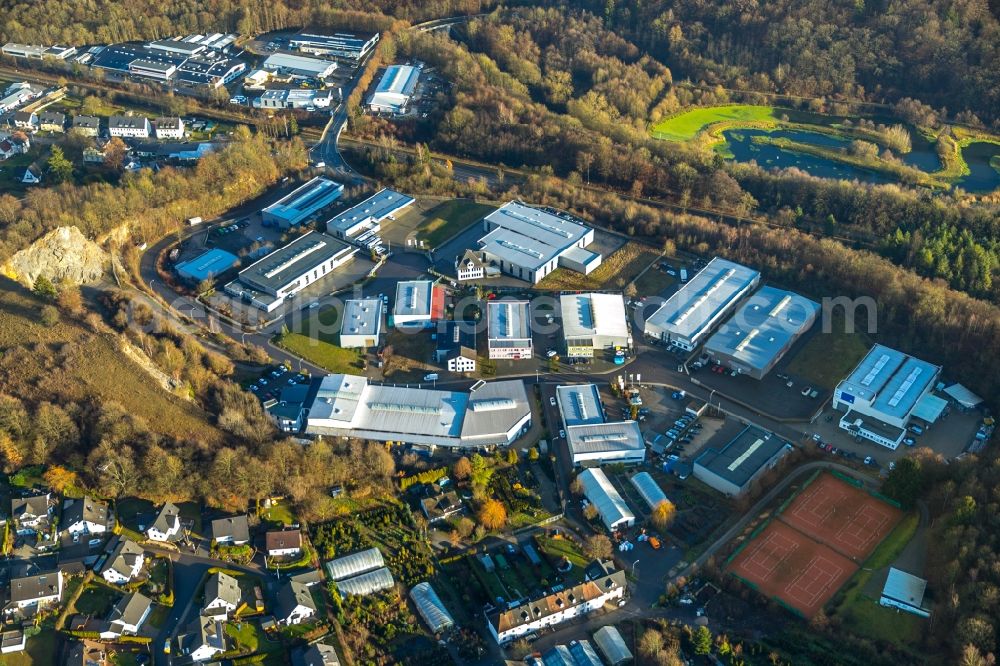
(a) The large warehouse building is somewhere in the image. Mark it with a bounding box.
[693,426,792,497]
[577,467,635,532]
[262,52,337,79]
[262,177,344,229]
[368,64,421,114]
[392,280,444,328]
[560,293,631,358]
[474,202,601,284]
[556,384,644,467]
[290,32,380,61]
[175,249,239,283]
[339,299,383,349]
[833,344,941,449]
[704,286,820,379]
[325,188,414,240]
[304,374,532,449]
[488,300,533,360]
[644,257,760,351]
[223,231,357,312]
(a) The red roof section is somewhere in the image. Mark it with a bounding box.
[431,286,446,321]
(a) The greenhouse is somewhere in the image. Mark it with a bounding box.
[409,582,455,633]
[324,547,385,581]
[335,567,395,596]
[593,625,633,665]
[629,472,669,511]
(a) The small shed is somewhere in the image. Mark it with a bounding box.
[879,567,930,618]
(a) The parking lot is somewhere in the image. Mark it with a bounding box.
[247,364,312,403]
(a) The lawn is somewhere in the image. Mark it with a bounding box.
[262,500,297,527]
[74,582,122,616]
[275,332,364,374]
[295,303,344,344]
[536,535,589,570]
[785,308,870,390]
[537,242,660,291]
[631,264,676,297]
[0,626,57,666]
[225,620,282,655]
[651,105,776,141]
[415,199,495,248]
[830,512,923,648]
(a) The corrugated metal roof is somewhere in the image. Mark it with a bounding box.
[578,468,634,531]
[881,567,926,607]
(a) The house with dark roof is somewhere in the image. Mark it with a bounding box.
[211,515,250,545]
[64,640,106,666]
[420,490,463,524]
[71,115,101,137]
[177,616,227,662]
[145,502,181,542]
[62,497,110,536]
[265,530,302,557]
[203,571,241,620]
[275,581,317,626]
[5,570,63,615]
[295,643,342,666]
[101,538,145,585]
[0,139,15,161]
[12,111,37,130]
[10,494,51,533]
[19,165,41,185]
[101,592,153,638]
[38,111,66,132]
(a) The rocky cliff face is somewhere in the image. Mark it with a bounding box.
[2,226,108,287]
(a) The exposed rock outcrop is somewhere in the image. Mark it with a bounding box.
[2,226,107,287]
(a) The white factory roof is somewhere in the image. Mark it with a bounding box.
[326,188,414,235]
[704,286,819,371]
[263,52,337,77]
[236,231,351,293]
[375,64,420,96]
[480,202,592,271]
[263,177,343,224]
[645,257,760,342]
[341,299,382,338]
[578,468,635,531]
[556,384,606,426]
[567,422,644,459]
[409,582,455,634]
[335,567,394,596]
[394,280,433,318]
[488,300,532,341]
[323,547,384,581]
[629,472,668,511]
[942,382,983,409]
[881,568,927,609]
[560,293,629,341]
[836,344,940,421]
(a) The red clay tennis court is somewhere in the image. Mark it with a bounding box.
[728,520,858,618]
[780,473,902,561]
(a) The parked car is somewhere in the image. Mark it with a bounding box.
[908,424,924,435]
[903,437,916,446]
[559,429,566,439]
[550,397,557,406]
[801,386,812,397]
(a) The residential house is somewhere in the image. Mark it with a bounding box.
[8,132,30,153]
[145,502,181,541]
[64,641,107,666]
[5,570,63,615]
[101,538,145,585]
[456,249,489,281]
[211,515,250,546]
[38,111,66,132]
[265,530,302,558]
[20,166,41,185]
[10,494,50,534]
[296,643,342,666]
[0,139,15,161]
[434,320,477,370]
[71,115,101,137]
[62,497,110,536]
[101,592,152,639]
[448,347,477,374]
[108,115,150,139]
[178,616,227,662]
[83,144,107,163]
[275,581,317,626]
[420,490,463,524]
[203,571,241,620]
[154,117,184,140]
[12,111,37,131]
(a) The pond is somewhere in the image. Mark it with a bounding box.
[958,142,1000,193]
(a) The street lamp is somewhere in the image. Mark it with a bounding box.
[632,559,640,578]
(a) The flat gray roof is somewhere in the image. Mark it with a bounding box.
[237,231,353,294]
[567,422,644,458]
[341,299,382,338]
[394,280,433,318]
[560,293,629,341]
[556,384,605,426]
[263,177,344,224]
[836,344,939,421]
[704,286,819,372]
[480,202,591,271]
[375,64,420,96]
[263,52,337,76]
[645,257,760,343]
[327,188,414,235]
[488,300,531,341]
[694,426,788,489]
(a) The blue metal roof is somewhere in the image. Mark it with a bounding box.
[175,248,239,281]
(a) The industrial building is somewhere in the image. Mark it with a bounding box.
[693,426,791,497]
[833,344,941,449]
[304,374,532,449]
[487,567,627,644]
[592,626,633,666]
[644,257,760,351]
[577,467,635,531]
[175,249,239,283]
[879,568,930,618]
[409,582,455,634]
[262,177,344,228]
[175,57,246,88]
[262,52,338,79]
[474,202,600,284]
[2,43,77,60]
[557,384,644,467]
[325,188,414,240]
[560,292,631,357]
[629,472,669,511]
[252,88,333,109]
[392,280,444,328]
[368,64,421,114]
[704,286,820,379]
[488,300,533,359]
[339,299,383,349]
[290,32,380,61]
[223,231,357,312]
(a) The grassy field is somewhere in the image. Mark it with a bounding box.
[296,303,343,343]
[0,280,226,444]
[785,309,870,390]
[275,332,364,374]
[631,263,676,297]
[225,620,282,655]
[75,582,121,616]
[537,242,660,291]
[262,500,297,526]
[831,512,924,647]
[652,105,776,141]
[415,199,495,248]
[536,535,589,572]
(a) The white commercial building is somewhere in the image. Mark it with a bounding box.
[644,257,760,351]
[2,43,77,60]
[833,344,940,449]
[488,300,533,359]
[263,53,337,79]
[577,467,635,531]
[305,374,532,450]
[290,32,379,61]
[325,188,414,240]
[392,280,442,328]
[252,88,333,109]
[368,64,421,114]
[340,299,383,349]
[475,202,600,284]
[704,286,820,379]
[262,177,344,228]
[224,231,358,312]
[557,384,644,467]
[560,293,631,357]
